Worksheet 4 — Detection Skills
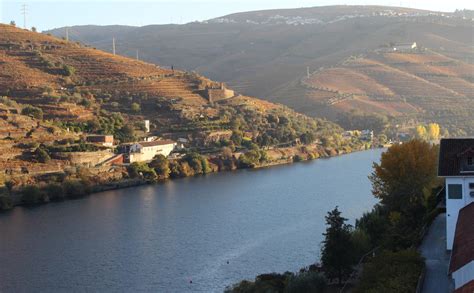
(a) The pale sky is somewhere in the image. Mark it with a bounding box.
[1,0,473,31]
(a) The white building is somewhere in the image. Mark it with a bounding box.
[393,42,417,51]
[438,138,474,249]
[120,139,176,163]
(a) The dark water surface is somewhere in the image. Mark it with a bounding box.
[0,149,383,292]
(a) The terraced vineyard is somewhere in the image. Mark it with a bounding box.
[300,50,474,135]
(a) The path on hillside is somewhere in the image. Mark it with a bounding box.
[420,214,453,293]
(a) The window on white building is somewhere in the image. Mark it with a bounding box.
[448,184,463,199]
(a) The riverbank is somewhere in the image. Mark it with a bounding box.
[0,143,376,211]
[0,148,383,292]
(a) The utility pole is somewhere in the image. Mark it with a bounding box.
[307,66,310,78]
[21,3,27,29]
[112,37,116,55]
[136,49,139,60]
[65,27,69,41]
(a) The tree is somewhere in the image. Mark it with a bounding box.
[369,140,439,220]
[21,105,43,120]
[415,125,427,140]
[62,64,75,76]
[9,21,16,26]
[34,147,51,163]
[427,123,440,141]
[116,125,135,143]
[321,206,355,284]
[31,26,37,32]
[149,154,171,179]
[131,102,141,113]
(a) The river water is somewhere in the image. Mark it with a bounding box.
[0,149,383,292]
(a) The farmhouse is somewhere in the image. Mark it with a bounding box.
[86,135,114,147]
[119,139,176,163]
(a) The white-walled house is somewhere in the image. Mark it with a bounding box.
[119,140,176,163]
[438,138,474,250]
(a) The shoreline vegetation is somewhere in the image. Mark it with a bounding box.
[0,143,378,211]
[226,139,442,293]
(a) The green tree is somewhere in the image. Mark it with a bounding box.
[131,102,141,113]
[21,105,43,120]
[149,154,171,179]
[62,64,75,76]
[34,146,51,163]
[369,140,439,217]
[116,125,136,143]
[321,206,355,285]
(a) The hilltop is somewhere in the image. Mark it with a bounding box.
[47,5,474,135]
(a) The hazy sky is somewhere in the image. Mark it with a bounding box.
[1,0,473,31]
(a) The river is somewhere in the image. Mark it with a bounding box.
[0,149,383,292]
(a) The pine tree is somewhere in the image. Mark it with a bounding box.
[321,206,354,285]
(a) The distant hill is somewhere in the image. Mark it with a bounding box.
[46,5,474,134]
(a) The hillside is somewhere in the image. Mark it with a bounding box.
[0,23,353,189]
[47,5,474,134]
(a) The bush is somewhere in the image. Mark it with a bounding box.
[127,162,157,181]
[0,195,13,211]
[285,271,327,293]
[62,180,89,198]
[34,147,51,163]
[21,185,48,205]
[62,64,75,76]
[354,249,424,293]
[44,183,65,201]
[21,105,43,120]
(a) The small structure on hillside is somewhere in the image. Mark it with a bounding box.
[119,139,176,163]
[86,135,114,147]
[393,42,417,51]
[144,120,150,133]
[203,83,235,103]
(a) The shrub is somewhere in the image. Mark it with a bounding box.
[63,180,89,198]
[285,271,327,293]
[34,147,51,163]
[21,185,48,205]
[354,249,424,293]
[44,183,65,201]
[131,102,141,112]
[62,64,76,76]
[21,105,43,120]
[0,195,13,211]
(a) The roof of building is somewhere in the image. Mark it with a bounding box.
[139,140,176,147]
[455,280,474,293]
[449,202,474,274]
[438,138,474,176]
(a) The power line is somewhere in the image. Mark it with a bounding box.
[21,3,27,29]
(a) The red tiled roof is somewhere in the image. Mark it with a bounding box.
[449,202,474,274]
[139,140,176,147]
[438,138,474,176]
[455,280,474,293]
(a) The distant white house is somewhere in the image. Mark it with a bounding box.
[119,139,176,163]
[438,138,474,250]
[393,42,417,51]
